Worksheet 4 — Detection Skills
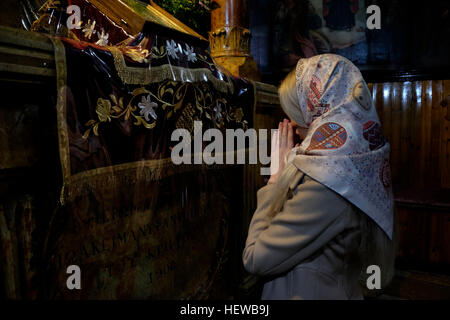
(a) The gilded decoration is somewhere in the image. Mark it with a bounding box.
[209,26,252,58]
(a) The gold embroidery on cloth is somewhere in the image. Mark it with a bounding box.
[176,103,196,134]
[52,39,249,204]
[51,37,71,195]
[110,47,234,94]
[82,81,248,138]
[83,88,162,138]
[51,39,174,203]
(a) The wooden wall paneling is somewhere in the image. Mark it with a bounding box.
[431,81,444,189]
[400,82,412,187]
[371,83,384,122]
[386,269,450,300]
[429,210,450,267]
[381,83,392,143]
[367,83,373,95]
[441,80,450,189]
[391,82,402,184]
[410,81,423,190]
[397,207,430,265]
[421,81,433,188]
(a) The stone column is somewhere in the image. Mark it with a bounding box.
[209,0,261,81]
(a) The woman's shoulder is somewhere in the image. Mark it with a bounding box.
[289,172,354,216]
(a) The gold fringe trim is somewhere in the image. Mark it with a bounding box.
[110,47,234,94]
[64,149,249,203]
[50,37,72,187]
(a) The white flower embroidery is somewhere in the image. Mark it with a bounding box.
[166,40,180,59]
[95,29,109,46]
[82,19,96,39]
[184,44,197,63]
[138,95,158,121]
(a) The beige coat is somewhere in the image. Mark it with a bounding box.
[243,172,365,300]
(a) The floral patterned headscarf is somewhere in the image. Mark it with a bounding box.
[284,54,394,239]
